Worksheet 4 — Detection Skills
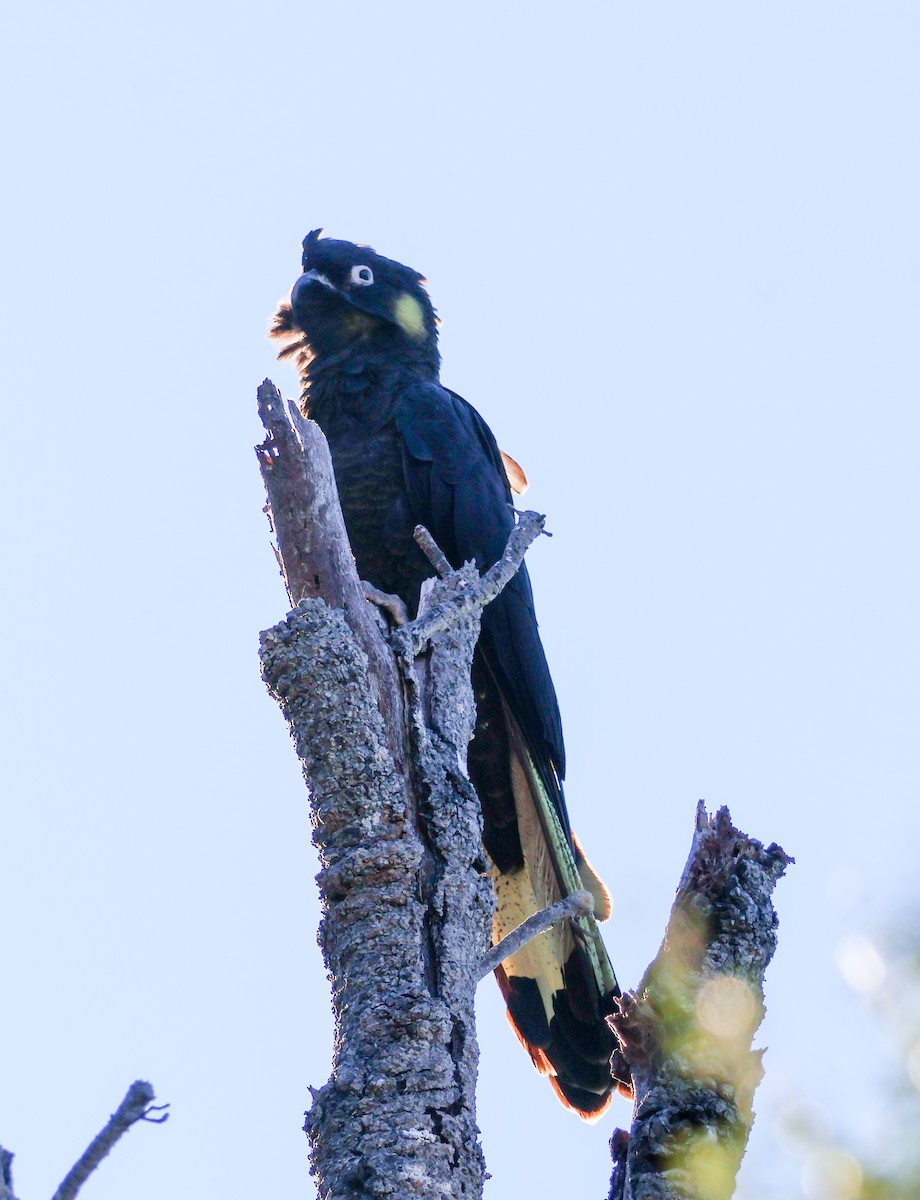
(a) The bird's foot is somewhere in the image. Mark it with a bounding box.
[361,581,410,627]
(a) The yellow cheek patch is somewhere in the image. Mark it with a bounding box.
[392,292,427,339]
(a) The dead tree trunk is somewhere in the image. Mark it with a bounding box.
[256,379,536,1199]
[608,805,792,1200]
[255,380,791,1200]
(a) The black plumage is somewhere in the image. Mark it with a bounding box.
[271,230,621,1118]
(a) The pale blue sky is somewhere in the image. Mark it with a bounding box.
[2,3,918,1197]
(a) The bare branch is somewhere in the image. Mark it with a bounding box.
[608,803,792,1200]
[391,510,545,661]
[50,1081,167,1200]
[478,890,595,980]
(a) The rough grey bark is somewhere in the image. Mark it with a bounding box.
[257,380,552,1199]
[608,804,792,1200]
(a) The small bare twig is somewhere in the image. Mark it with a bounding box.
[50,1081,168,1200]
[413,525,453,578]
[478,890,595,980]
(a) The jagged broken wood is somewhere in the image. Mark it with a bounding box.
[256,380,405,763]
[607,804,792,1200]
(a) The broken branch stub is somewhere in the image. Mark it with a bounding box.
[256,379,404,761]
[608,803,792,1200]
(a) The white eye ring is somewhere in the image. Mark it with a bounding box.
[350,264,374,286]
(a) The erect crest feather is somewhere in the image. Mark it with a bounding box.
[301,228,324,265]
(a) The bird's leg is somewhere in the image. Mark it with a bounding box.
[361,580,410,628]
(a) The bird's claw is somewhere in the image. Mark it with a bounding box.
[361,581,410,627]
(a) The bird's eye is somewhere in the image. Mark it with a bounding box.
[350,264,374,286]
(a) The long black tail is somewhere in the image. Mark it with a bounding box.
[469,662,621,1118]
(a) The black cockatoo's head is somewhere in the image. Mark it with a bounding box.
[271,230,439,375]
